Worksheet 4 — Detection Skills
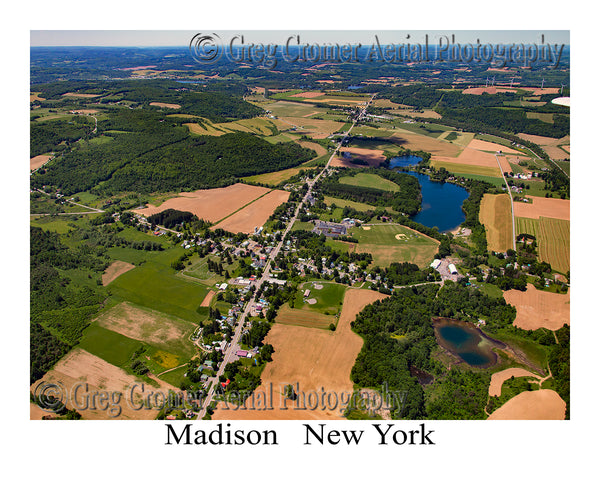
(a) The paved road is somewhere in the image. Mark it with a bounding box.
[195,94,376,418]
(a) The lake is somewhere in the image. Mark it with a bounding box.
[389,155,423,168]
[406,171,469,232]
[433,318,505,368]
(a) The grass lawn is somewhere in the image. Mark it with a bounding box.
[339,173,400,192]
[350,224,439,268]
[299,281,347,315]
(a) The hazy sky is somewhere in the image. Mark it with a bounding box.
[31,30,569,47]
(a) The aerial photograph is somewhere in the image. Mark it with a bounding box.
[29,29,571,424]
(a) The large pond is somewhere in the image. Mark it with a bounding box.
[432,318,505,368]
[404,170,469,233]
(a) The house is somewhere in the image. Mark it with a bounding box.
[236,350,249,358]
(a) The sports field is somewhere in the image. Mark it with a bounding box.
[515,216,570,273]
[351,224,439,268]
[479,194,513,252]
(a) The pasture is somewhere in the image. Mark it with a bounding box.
[108,251,209,324]
[339,173,400,192]
[351,224,439,268]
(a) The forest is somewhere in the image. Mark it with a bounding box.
[350,282,517,419]
[30,227,108,383]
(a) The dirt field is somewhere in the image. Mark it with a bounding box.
[297,140,328,157]
[149,102,181,109]
[31,348,177,419]
[488,367,542,397]
[291,91,326,98]
[462,87,518,95]
[479,194,513,252]
[133,183,271,223]
[212,289,388,420]
[30,92,46,102]
[200,290,215,307]
[517,133,570,160]
[279,116,345,139]
[467,139,522,155]
[330,147,386,168]
[93,301,195,347]
[212,189,290,234]
[513,196,570,220]
[504,284,570,331]
[432,139,512,173]
[30,154,52,171]
[487,389,566,420]
[102,261,135,286]
[390,130,462,156]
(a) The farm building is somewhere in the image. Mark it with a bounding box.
[236,350,249,358]
[430,259,441,269]
[448,264,458,275]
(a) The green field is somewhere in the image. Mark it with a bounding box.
[515,216,570,274]
[300,281,347,315]
[275,304,336,330]
[108,249,209,323]
[453,174,506,187]
[339,173,400,192]
[350,224,439,268]
[263,100,326,118]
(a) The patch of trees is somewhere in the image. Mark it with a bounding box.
[241,321,271,348]
[379,262,439,286]
[30,117,94,157]
[319,169,421,215]
[148,209,199,229]
[30,227,108,384]
[549,325,570,419]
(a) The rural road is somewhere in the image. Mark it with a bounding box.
[195,94,376,419]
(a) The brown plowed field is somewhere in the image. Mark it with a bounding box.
[102,261,135,286]
[487,389,566,420]
[30,154,52,171]
[503,284,570,331]
[512,196,570,220]
[212,189,290,234]
[200,290,215,307]
[31,349,177,419]
[132,183,271,223]
[212,289,388,420]
[330,147,386,168]
[488,368,542,397]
